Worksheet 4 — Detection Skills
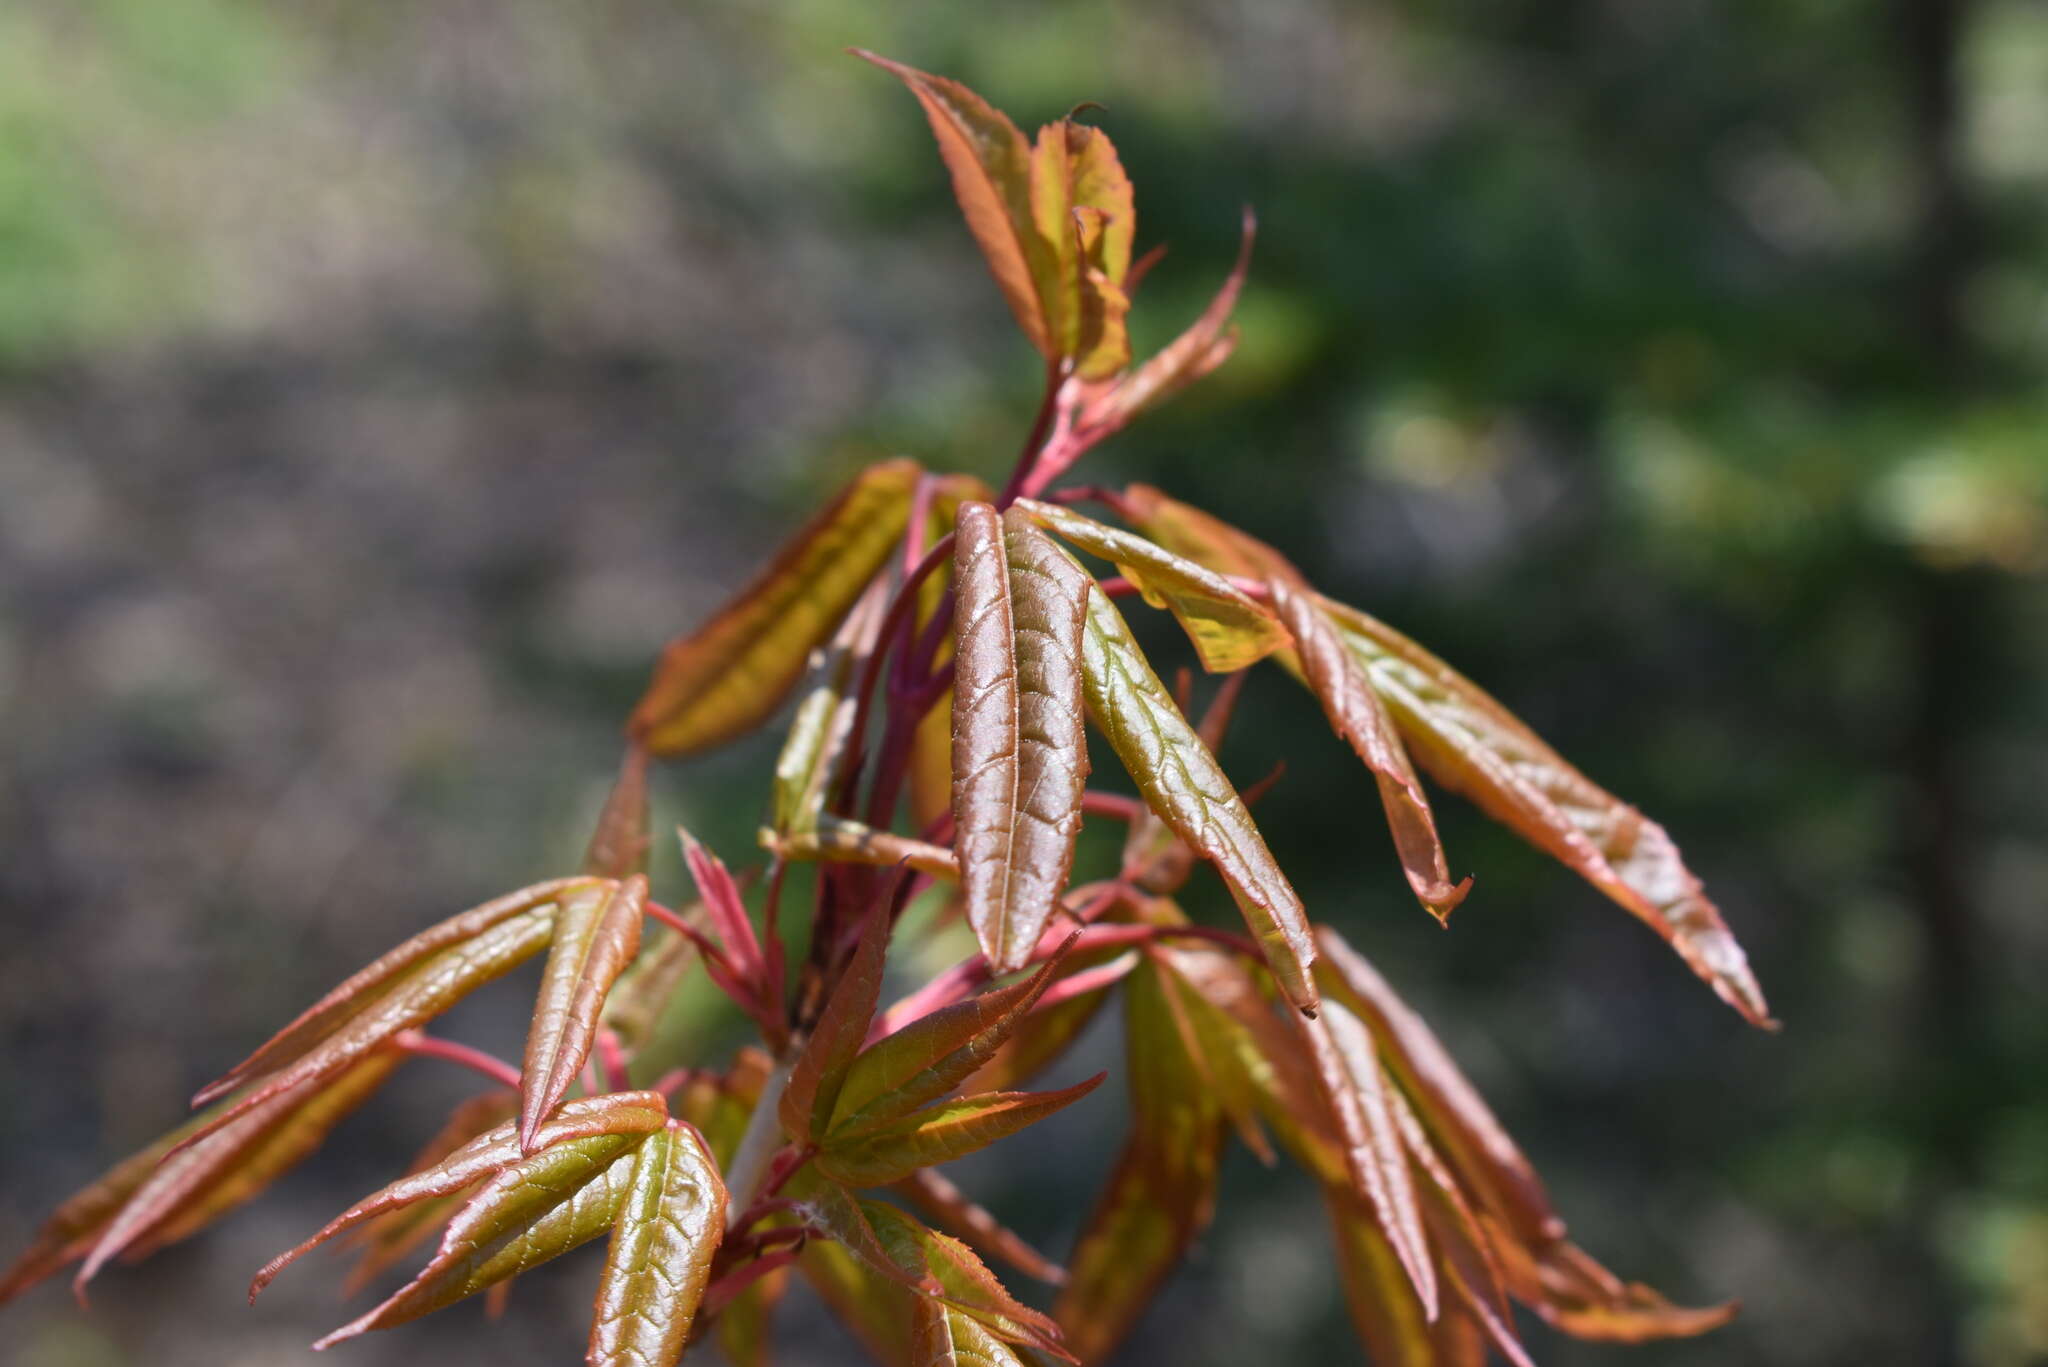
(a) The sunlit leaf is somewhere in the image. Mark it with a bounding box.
[1029,120,1135,378]
[896,1167,1066,1286]
[315,1125,653,1347]
[1016,498,1286,673]
[587,1121,727,1367]
[772,577,888,836]
[914,1293,1033,1367]
[1055,958,1223,1363]
[343,1090,519,1297]
[250,1090,667,1299]
[1076,579,1318,1013]
[520,876,647,1151]
[766,815,960,881]
[863,1199,1072,1359]
[780,906,892,1143]
[816,1076,1103,1187]
[950,503,1092,972]
[1081,210,1254,427]
[630,458,921,756]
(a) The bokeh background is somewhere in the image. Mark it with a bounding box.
[3,2,2045,1364]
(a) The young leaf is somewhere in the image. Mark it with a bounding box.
[1055,958,1224,1363]
[826,947,1071,1137]
[854,52,1055,358]
[950,502,1092,973]
[600,918,698,1060]
[914,1294,1033,1367]
[315,1127,654,1348]
[1081,209,1254,428]
[680,831,765,989]
[909,473,998,837]
[1029,120,1136,378]
[587,1121,728,1367]
[1301,1002,1438,1321]
[342,1090,520,1296]
[520,876,648,1151]
[192,877,595,1109]
[251,1091,670,1300]
[815,1076,1104,1187]
[800,1236,918,1364]
[766,815,960,880]
[780,904,892,1143]
[629,457,921,756]
[583,744,652,879]
[1268,576,1470,921]
[1076,580,1319,1013]
[895,1167,1067,1286]
[1326,1188,1486,1367]
[862,1200,1071,1358]
[771,576,888,836]
[1015,497,1286,673]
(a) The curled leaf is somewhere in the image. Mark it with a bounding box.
[587,1121,728,1367]
[630,458,921,756]
[951,503,1092,973]
[520,876,648,1151]
[1076,579,1318,1013]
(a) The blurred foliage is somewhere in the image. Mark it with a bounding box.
[0,1,2043,1365]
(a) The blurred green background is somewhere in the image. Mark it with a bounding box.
[2,1,2044,1364]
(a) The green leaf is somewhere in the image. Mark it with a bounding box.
[251,1092,667,1300]
[315,1126,653,1347]
[771,577,887,836]
[520,876,647,1150]
[816,1076,1104,1187]
[827,950,1069,1138]
[342,1090,520,1296]
[914,1294,1032,1367]
[190,877,596,1114]
[780,905,892,1143]
[1055,958,1223,1363]
[800,1235,918,1363]
[1016,498,1286,673]
[1301,1001,1437,1320]
[1076,579,1319,1013]
[629,458,921,756]
[587,1121,728,1367]
[951,503,1093,973]
[862,1200,1071,1359]
[1327,1186,1486,1367]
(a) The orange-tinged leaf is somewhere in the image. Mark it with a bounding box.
[192,877,594,1110]
[914,1293,1032,1367]
[815,1076,1104,1187]
[251,1090,668,1299]
[587,1121,727,1367]
[862,1200,1071,1359]
[1319,597,1773,1026]
[630,458,921,756]
[1082,210,1254,427]
[519,876,646,1151]
[316,1126,653,1348]
[951,503,1092,973]
[1492,1236,1737,1343]
[7,1050,401,1302]
[1029,120,1136,378]
[1301,1002,1438,1320]
[766,815,960,881]
[1015,498,1287,673]
[896,1167,1066,1286]
[827,948,1070,1138]
[1076,580,1319,1013]
[780,905,892,1143]
[1055,958,1223,1363]
[343,1090,519,1296]
[583,744,651,879]
[854,52,1054,357]
[1269,576,1470,921]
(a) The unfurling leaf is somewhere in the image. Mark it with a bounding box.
[680,830,765,989]
[587,1121,727,1367]
[1075,580,1319,1013]
[816,1076,1104,1187]
[780,906,892,1143]
[251,1091,670,1301]
[0,1050,401,1304]
[1301,1003,1437,1320]
[520,876,647,1151]
[190,878,595,1117]
[1055,957,1224,1363]
[630,458,921,756]
[950,502,1092,972]
[1015,498,1287,673]
[315,1125,654,1348]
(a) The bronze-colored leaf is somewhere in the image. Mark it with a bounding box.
[909,474,997,838]
[630,458,921,756]
[895,1167,1066,1286]
[1016,498,1286,673]
[1029,120,1136,378]
[343,1090,519,1296]
[863,1199,1072,1359]
[780,906,892,1143]
[950,503,1092,973]
[521,876,647,1150]
[771,576,888,836]
[815,1076,1104,1188]
[1081,211,1254,427]
[587,1121,727,1367]
[1076,579,1318,1013]
[583,744,652,879]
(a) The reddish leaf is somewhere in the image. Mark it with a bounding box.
[587,1121,728,1367]
[1080,210,1255,427]
[766,815,960,881]
[771,576,888,836]
[950,503,1093,972]
[1327,1188,1486,1367]
[520,876,648,1151]
[815,1076,1104,1187]
[895,1167,1067,1286]
[863,1199,1072,1359]
[629,458,921,756]
[1015,498,1287,673]
[680,831,764,989]
[583,744,651,879]
[780,905,892,1143]
[342,1090,520,1296]
[1075,579,1319,1014]
[909,474,997,837]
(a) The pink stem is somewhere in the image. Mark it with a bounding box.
[1081,791,1148,823]
[393,1030,523,1091]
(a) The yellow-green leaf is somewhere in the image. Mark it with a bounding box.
[588,1121,727,1367]
[1076,580,1318,1013]
[630,458,921,756]
[951,503,1093,972]
[780,905,892,1143]
[1081,212,1253,427]
[772,577,888,836]
[520,876,647,1150]
[816,1077,1104,1188]
[1029,120,1136,378]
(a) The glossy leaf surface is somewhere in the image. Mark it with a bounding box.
[521,876,647,1150]
[1076,580,1318,1013]
[587,1121,727,1367]
[1081,210,1254,427]
[950,503,1092,972]
[630,458,920,756]
[816,1076,1103,1187]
